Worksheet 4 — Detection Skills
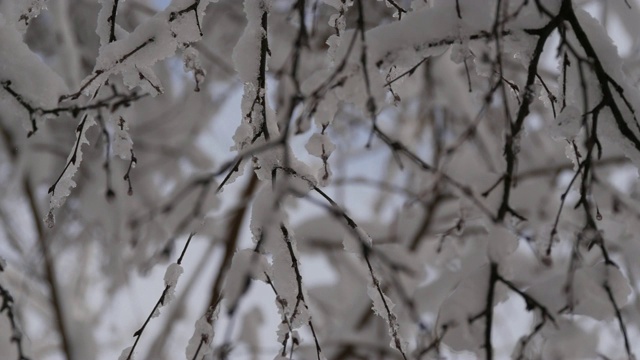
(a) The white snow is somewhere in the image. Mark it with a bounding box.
[113,117,133,160]
[305,133,336,158]
[185,307,218,360]
[0,15,68,129]
[47,114,96,224]
[83,0,217,97]
[163,262,184,305]
[118,347,134,360]
[1,0,48,33]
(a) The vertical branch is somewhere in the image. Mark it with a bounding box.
[354,0,378,146]
[264,273,296,358]
[108,0,120,43]
[497,8,562,220]
[362,251,408,360]
[259,7,270,141]
[483,263,498,360]
[243,1,272,145]
[0,283,31,360]
[207,174,259,310]
[23,178,74,360]
[96,114,115,200]
[280,224,323,360]
[123,149,137,196]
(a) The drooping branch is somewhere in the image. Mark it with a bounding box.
[280,224,323,360]
[244,6,271,142]
[495,0,640,228]
[124,233,195,360]
[264,272,297,358]
[123,148,137,196]
[603,283,633,360]
[297,186,408,359]
[169,0,204,37]
[23,177,74,360]
[497,6,564,221]
[0,283,30,360]
[96,114,115,200]
[47,114,90,196]
[62,38,155,101]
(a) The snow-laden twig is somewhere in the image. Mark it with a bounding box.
[122,232,195,360]
[0,282,30,360]
[185,304,219,360]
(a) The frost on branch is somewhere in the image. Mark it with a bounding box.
[2,0,48,33]
[79,0,217,99]
[162,262,184,308]
[305,133,336,186]
[150,262,186,319]
[231,0,274,156]
[8,0,640,359]
[183,47,206,92]
[555,5,640,168]
[233,0,270,86]
[247,185,324,358]
[0,15,68,133]
[113,116,133,160]
[339,217,409,357]
[46,114,96,227]
[186,305,219,360]
[367,283,408,354]
[96,0,124,45]
[325,0,351,37]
